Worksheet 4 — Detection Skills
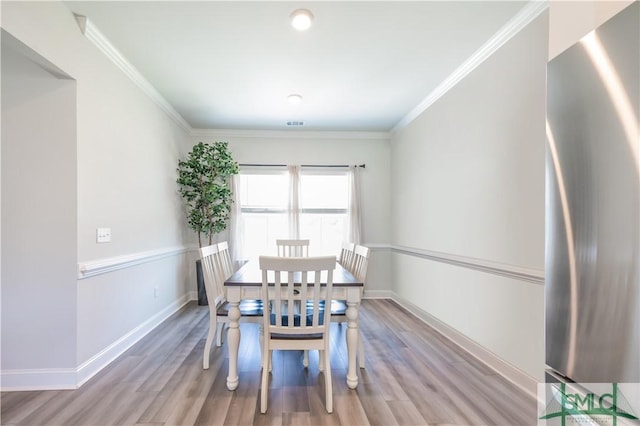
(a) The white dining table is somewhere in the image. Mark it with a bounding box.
[223,259,364,391]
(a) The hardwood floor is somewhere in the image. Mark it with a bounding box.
[1,299,536,425]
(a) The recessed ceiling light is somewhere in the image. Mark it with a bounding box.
[290,9,314,31]
[287,94,303,105]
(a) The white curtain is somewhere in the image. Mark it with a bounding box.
[347,165,362,244]
[229,174,245,268]
[287,165,301,239]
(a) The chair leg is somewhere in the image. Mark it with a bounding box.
[259,326,273,372]
[324,348,333,413]
[203,314,216,369]
[259,325,273,372]
[318,350,325,372]
[215,322,225,347]
[259,325,264,369]
[303,350,309,367]
[260,350,270,413]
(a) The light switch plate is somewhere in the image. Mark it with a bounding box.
[96,227,111,243]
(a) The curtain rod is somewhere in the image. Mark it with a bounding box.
[239,163,365,168]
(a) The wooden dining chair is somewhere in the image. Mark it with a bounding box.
[259,255,336,414]
[276,239,310,257]
[350,244,370,283]
[303,243,369,369]
[338,242,355,270]
[217,241,234,281]
[329,244,370,368]
[199,244,264,370]
[345,244,370,366]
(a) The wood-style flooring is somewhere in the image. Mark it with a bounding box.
[1,299,536,425]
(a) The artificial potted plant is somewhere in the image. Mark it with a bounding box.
[177,141,239,304]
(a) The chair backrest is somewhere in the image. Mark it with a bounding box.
[259,256,336,337]
[199,244,225,311]
[351,245,370,283]
[338,242,355,270]
[217,241,234,279]
[276,239,310,257]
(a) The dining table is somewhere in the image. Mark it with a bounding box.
[223,258,364,391]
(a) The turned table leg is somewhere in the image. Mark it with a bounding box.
[226,300,241,390]
[346,300,359,389]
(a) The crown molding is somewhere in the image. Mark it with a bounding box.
[75,14,192,133]
[392,0,549,133]
[190,128,391,140]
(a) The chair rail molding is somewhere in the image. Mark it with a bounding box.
[77,245,193,279]
[366,243,544,285]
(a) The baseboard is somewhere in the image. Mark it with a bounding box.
[0,295,192,391]
[76,294,192,387]
[187,290,198,301]
[389,292,538,399]
[0,368,78,391]
[362,289,394,299]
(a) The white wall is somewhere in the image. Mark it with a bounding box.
[1,35,78,377]
[73,17,192,371]
[1,1,192,389]
[390,12,549,383]
[387,0,636,390]
[189,131,392,294]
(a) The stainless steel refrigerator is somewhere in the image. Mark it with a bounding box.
[545,2,639,384]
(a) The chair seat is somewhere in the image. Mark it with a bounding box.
[217,299,264,317]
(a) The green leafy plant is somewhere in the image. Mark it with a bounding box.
[177,141,239,247]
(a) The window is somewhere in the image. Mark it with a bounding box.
[239,170,288,260]
[299,172,348,256]
[238,168,349,259]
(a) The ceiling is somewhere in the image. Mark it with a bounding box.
[65,1,527,132]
